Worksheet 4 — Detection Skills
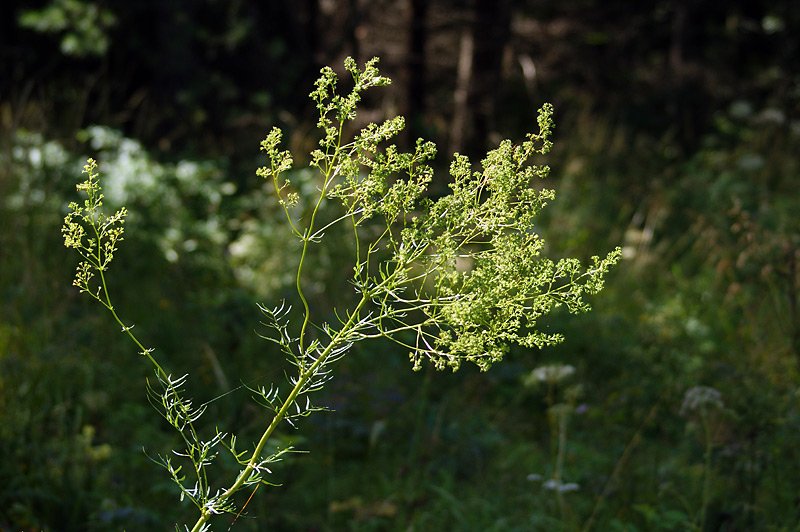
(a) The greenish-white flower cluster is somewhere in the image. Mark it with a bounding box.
[63,57,621,532]
[62,158,127,304]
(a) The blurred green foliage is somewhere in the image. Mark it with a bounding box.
[2,1,800,530]
[18,0,116,57]
[4,97,799,532]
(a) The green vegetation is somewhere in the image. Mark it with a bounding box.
[59,58,620,531]
[2,2,799,531]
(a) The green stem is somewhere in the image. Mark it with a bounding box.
[699,411,713,532]
[296,123,345,357]
[98,265,167,380]
[581,397,662,532]
[187,292,370,532]
[188,233,404,530]
[554,408,576,529]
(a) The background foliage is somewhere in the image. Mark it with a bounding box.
[1,1,799,531]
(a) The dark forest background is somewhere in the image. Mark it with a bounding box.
[2,1,799,531]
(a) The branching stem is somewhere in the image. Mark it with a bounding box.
[63,57,620,531]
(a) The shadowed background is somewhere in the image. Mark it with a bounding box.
[1,1,799,530]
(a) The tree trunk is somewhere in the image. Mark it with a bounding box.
[466,0,512,154]
[449,25,474,155]
[407,0,429,143]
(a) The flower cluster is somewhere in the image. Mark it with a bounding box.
[62,158,127,304]
[64,57,621,532]
[680,385,724,416]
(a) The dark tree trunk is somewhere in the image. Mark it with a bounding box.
[467,0,512,155]
[347,0,361,61]
[407,0,429,142]
[449,24,473,155]
[301,0,320,64]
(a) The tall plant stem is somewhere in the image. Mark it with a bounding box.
[285,129,343,357]
[582,397,662,532]
[699,411,713,532]
[99,272,167,380]
[187,293,369,532]
[88,208,168,382]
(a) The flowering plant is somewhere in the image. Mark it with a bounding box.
[63,57,621,531]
